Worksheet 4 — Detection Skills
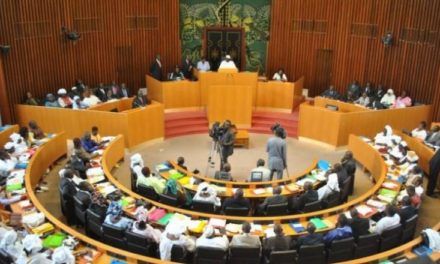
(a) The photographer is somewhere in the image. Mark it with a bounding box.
[220,120,235,169]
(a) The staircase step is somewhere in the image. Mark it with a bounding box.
[252,119,298,129]
[165,119,209,129]
[165,111,207,121]
[252,111,299,121]
[165,126,209,138]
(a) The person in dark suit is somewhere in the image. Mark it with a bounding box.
[222,188,250,212]
[347,80,361,99]
[75,181,93,209]
[375,85,385,99]
[399,196,417,224]
[362,82,375,98]
[369,97,385,110]
[94,83,108,102]
[427,149,440,197]
[60,169,78,226]
[321,85,339,99]
[425,126,440,145]
[333,163,349,189]
[349,208,369,239]
[132,90,149,108]
[290,181,318,212]
[296,222,323,249]
[120,83,130,98]
[182,54,194,80]
[258,186,287,215]
[220,121,235,169]
[263,224,291,259]
[150,54,163,81]
[341,151,356,194]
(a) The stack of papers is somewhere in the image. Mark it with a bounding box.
[225,223,242,233]
[366,199,386,211]
[156,164,171,172]
[88,175,105,184]
[250,223,262,233]
[264,228,276,238]
[356,205,373,217]
[253,188,266,195]
[296,176,317,186]
[208,218,226,228]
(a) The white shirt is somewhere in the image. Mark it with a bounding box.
[197,61,211,72]
[193,182,221,207]
[196,234,229,250]
[0,158,17,177]
[380,94,396,106]
[57,96,73,108]
[249,166,271,182]
[159,232,195,261]
[411,128,427,141]
[374,214,400,234]
[218,60,237,70]
[82,95,101,107]
[317,173,339,200]
[272,73,287,81]
[132,223,161,244]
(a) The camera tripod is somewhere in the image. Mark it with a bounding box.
[205,139,224,176]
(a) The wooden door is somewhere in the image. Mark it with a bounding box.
[313,49,333,96]
[116,46,134,91]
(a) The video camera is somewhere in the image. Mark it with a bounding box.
[209,122,225,141]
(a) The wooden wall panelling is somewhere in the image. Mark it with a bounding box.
[0,0,180,123]
[268,0,440,120]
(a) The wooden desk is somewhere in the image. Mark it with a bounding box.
[88,97,134,112]
[255,77,304,113]
[234,130,249,148]
[0,124,19,146]
[25,134,175,264]
[146,75,202,110]
[16,101,164,148]
[299,98,432,147]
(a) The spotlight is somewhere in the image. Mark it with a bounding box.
[0,45,11,55]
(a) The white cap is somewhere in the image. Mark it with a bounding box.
[387,89,394,94]
[4,142,14,150]
[57,88,67,95]
[71,86,77,91]
[52,246,75,264]
[225,55,231,59]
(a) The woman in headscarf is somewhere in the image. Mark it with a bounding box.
[380,89,396,108]
[163,179,192,207]
[130,153,144,175]
[45,93,60,108]
[392,90,412,109]
[131,219,162,244]
[374,125,393,146]
[57,88,73,108]
[193,182,221,207]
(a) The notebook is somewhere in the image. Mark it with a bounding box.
[413,245,433,256]
[156,213,175,225]
[289,222,305,233]
[309,218,328,229]
[148,208,167,222]
[208,218,226,228]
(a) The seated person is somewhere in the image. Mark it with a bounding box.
[405,166,424,196]
[392,90,412,108]
[57,88,73,108]
[249,159,271,182]
[169,65,185,81]
[361,82,375,97]
[290,181,318,212]
[193,182,221,207]
[71,137,94,161]
[425,125,440,145]
[410,121,428,140]
[81,132,100,153]
[91,126,102,144]
[354,92,370,107]
[218,54,237,70]
[182,54,195,79]
[257,186,287,215]
[81,89,101,108]
[136,166,166,194]
[376,85,385,99]
[45,93,60,107]
[120,83,129,98]
[380,89,396,108]
[94,83,108,102]
[317,170,340,200]
[163,179,192,207]
[72,96,87,110]
[230,222,261,248]
[177,156,187,170]
[341,91,356,103]
[132,219,162,244]
[369,97,385,110]
[398,196,417,225]
[104,214,133,229]
[197,56,211,72]
[347,80,361,99]
[133,200,149,222]
[371,205,400,234]
[321,85,339,99]
[295,222,323,249]
[349,208,369,239]
[406,185,421,208]
[106,194,123,216]
[0,185,27,208]
[272,68,288,82]
[263,224,291,258]
[374,125,393,146]
[323,214,352,245]
[28,121,45,140]
[159,221,196,261]
[214,163,233,181]
[0,150,17,178]
[222,188,250,213]
[19,127,34,147]
[132,89,149,108]
[74,181,94,209]
[196,225,229,250]
[24,91,40,105]
[90,190,108,218]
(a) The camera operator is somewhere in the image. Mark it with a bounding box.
[220,120,235,169]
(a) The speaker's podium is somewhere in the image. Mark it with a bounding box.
[204,68,257,128]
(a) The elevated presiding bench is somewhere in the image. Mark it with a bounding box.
[299,97,432,147]
[16,100,164,148]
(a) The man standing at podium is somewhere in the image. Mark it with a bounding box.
[218,54,237,70]
[150,54,162,80]
[267,127,287,180]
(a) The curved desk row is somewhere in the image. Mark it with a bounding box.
[16,100,164,148]
[104,134,388,223]
[299,97,432,147]
[0,124,19,146]
[25,132,176,264]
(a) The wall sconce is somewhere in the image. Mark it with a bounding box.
[62,27,81,43]
[382,32,394,47]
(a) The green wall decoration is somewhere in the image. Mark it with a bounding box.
[180,0,271,74]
